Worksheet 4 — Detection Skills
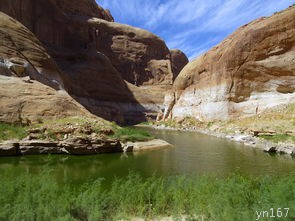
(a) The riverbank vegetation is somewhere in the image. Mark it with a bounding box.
[260,134,295,143]
[0,117,153,143]
[0,123,28,141]
[213,103,295,143]
[153,103,295,144]
[0,171,294,221]
[112,126,153,142]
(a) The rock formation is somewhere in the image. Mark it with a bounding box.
[170,49,189,81]
[163,6,295,121]
[0,12,63,90]
[0,116,172,156]
[0,0,188,124]
[0,75,94,124]
[0,11,130,123]
[88,17,177,86]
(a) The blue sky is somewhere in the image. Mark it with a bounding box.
[97,0,295,60]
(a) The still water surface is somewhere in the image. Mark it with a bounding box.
[0,128,294,185]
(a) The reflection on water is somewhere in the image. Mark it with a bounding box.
[0,128,294,186]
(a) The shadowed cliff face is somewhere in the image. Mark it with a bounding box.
[0,7,139,124]
[163,6,295,121]
[0,0,188,124]
[0,12,116,124]
[0,11,66,90]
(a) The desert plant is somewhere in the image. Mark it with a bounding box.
[113,127,153,142]
[0,123,28,141]
[0,171,294,221]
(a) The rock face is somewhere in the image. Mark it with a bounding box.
[163,6,295,121]
[0,138,173,156]
[0,3,140,124]
[0,75,93,124]
[88,17,178,86]
[0,0,188,124]
[170,49,189,81]
[0,12,63,90]
[0,12,124,124]
[0,139,123,156]
[19,140,61,155]
[60,138,122,155]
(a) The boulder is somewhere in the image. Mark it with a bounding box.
[0,141,19,156]
[164,6,295,121]
[263,145,277,153]
[122,143,134,152]
[276,143,295,155]
[127,139,172,152]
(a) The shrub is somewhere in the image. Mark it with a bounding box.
[260,134,295,143]
[0,171,294,221]
[113,127,153,142]
[0,123,28,141]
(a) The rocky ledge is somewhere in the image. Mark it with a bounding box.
[0,138,172,156]
[225,134,295,156]
[122,139,172,152]
[0,117,172,156]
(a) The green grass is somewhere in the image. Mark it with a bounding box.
[207,122,214,128]
[161,119,181,128]
[0,171,294,221]
[34,116,109,131]
[113,127,153,142]
[32,117,154,142]
[260,134,295,143]
[138,121,153,126]
[0,123,28,141]
[0,118,154,143]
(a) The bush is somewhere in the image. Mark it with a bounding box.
[0,123,28,141]
[0,171,294,221]
[260,134,295,143]
[113,127,153,142]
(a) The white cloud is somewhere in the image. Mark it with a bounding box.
[97,0,295,60]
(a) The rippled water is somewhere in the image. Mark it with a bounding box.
[0,128,294,186]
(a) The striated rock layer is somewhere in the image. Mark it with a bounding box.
[0,0,188,124]
[163,6,295,121]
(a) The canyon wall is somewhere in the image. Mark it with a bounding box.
[0,12,98,124]
[163,6,295,121]
[0,0,188,124]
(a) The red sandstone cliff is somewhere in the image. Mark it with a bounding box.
[163,6,295,121]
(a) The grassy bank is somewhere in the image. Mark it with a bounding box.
[0,171,294,221]
[112,126,153,142]
[0,123,28,141]
[260,134,295,143]
[0,117,153,143]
